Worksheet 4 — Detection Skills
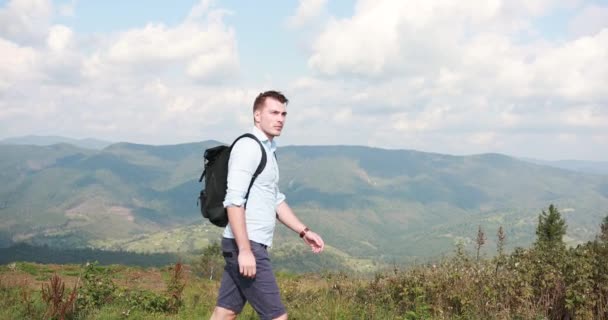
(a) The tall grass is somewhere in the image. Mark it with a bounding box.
[2,246,605,319]
[1,209,607,319]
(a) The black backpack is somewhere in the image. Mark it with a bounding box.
[197,133,267,227]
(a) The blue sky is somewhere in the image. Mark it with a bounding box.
[0,0,607,160]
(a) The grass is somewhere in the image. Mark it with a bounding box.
[16,262,40,276]
[0,262,417,319]
[0,252,603,320]
[0,208,606,319]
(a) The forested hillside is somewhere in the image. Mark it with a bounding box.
[1,141,607,265]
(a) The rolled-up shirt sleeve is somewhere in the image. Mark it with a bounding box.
[223,138,262,208]
[275,190,286,208]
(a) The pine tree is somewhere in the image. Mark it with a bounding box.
[494,225,507,275]
[535,204,567,249]
[496,225,506,257]
[532,205,568,318]
[475,225,486,261]
[600,215,608,243]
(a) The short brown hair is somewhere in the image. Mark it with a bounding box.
[253,90,289,112]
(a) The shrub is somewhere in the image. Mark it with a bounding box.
[120,288,171,313]
[193,242,223,280]
[41,274,78,320]
[165,262,186,313]
[76,262,116,310]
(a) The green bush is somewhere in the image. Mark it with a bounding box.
[16,262,40,276]
[120,289,171,313]
[76,262,117,311]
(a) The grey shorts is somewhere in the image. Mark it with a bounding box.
[216,237,286,319]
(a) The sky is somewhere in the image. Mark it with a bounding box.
[0,0,607,161]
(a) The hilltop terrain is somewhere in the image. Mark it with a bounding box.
[1,138,607,266]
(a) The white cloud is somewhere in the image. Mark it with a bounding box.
[47,24,72,51]
[0,0,245,145]
[0,38,39,90]
[108,24,201,63]
[308,1,403,76]
[187,0,212,21]
[560,105,608,128]
[568,4,608,38]
[532,29,608,101]
[296,0,608,160]
[0,0,53,44]
[0,0,606,161]
[93,12,238,82]
[468,132,497,146]
[57,0,75,17]
[288,0,327,28]
[186,47,239,81]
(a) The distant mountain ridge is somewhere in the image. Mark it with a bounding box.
[1,138,607,266]
[520,158,608,176]
[4,135,605,171]
[0,135,113,150]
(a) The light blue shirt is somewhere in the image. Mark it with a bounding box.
[222,126,286,247]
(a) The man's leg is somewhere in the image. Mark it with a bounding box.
[240,242,287,320]
[210,307,286,320]
[210,306,238,320]
[213,238,246,319]
[215,238,287,320]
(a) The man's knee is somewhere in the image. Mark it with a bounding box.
[210,306,238,320]
[274,312,288,320]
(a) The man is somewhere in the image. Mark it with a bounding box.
[211,91,325,320]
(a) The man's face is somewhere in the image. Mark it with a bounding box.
[254,97,287,140]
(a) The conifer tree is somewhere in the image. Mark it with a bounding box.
[600,215,608,243]
[532,205,568,318]
[535,204,567,249]
[496,226,506,256]
[494,225,507,275]
[476,225,486,261]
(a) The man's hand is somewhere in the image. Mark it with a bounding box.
[303,231,325,253]
[238,249,256,278]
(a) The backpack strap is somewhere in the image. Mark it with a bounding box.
[230,133,267,207]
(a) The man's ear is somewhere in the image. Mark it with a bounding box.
[254,110,261,123]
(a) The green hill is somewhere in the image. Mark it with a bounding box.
[0,135,112,149]
[1,141,607,265]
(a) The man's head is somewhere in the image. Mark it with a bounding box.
[253,91,289,140]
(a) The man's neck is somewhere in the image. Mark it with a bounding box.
[254,124,274,141]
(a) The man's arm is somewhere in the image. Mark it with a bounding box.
[223,138,262,278]
[226,206,256,278]
[276,201,324,253]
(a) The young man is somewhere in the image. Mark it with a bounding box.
[211,91,325,320]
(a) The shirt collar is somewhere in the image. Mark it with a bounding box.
[251,126,277,152]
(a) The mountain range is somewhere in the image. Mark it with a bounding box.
[1,136,607,268]
[0,135,113,150]
[521,158,608,176]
